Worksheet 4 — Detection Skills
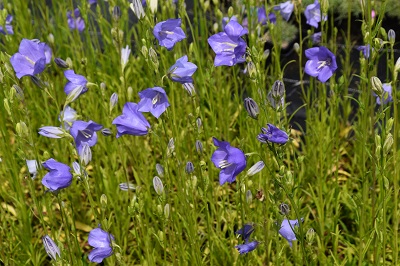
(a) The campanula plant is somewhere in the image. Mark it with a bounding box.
[42,158,73,192]
[304,46,337,83]
[112,102,151,137]
[88,226,115,263]
[67,8,85,32]
[211,137,246,185]
[167,55,197,84]
[279,219,303,247]
[10,39,52,79]
[208,20,248,67]
[274,1,294,21]
[63,70,88,96]
[137,87,170,119]
[376,83,393,105]
[235,241,259,254]
[153,18,186,50]
[42,235,61,261]
[304,0,327,28]
[257,124,289,144]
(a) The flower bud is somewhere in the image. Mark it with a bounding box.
[130,0,145,19]
[38,126,66,139]
[195,140,203,154]
[127,86,133,101]
[80,144,92,166]
[110,92,118,111]
[385,118,394,134]
[185,161,194,174]
[100,194,108,209]
[167,138,175,157]
[183,83,195,96]
[383,133,393,154]
[293,43,300,53]
[371,76,384,97]
[262,49,270,60]
[42,235,61,261]
[30,75,45,88]
[388,29,395,44]
[306,228,316,244]
[246,190,252,204]
[244,97,259,119]
[47,33,54,45]
[279,203,290,215]
[149,47,159,71]
[272,80,285,98]
[16,121,29,138]
[72,161,81,175]
[119,182,136,191]
[4,99,11,116]
[101,128,112,136]
[196,118,202,131]
[164,203,170,219]
[153,176,164,195]
[156,163,165,177]
[12,85,24,101]
[395,57,400,73]
[54,58,69,68]
[247,161,265,176]
[112,6,121,21]
[246,61,256,78]
[26,159,39,179]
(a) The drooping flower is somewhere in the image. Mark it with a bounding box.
[42,235,61,261]
[63,70,88,96]
[257,124,289,144]
[357,44,371,59]
[274,1,294,21]
[10,39,52,79]
[70,120,103,155]
[42,158,73,192]
[153,18,186,50]
[88,226,115,263]
[59,106,78,130]
[0,14,13,35]
[167,55,198,84]
[304,0,327,28]
[211,137,247,185]
[257,7,268,25]
[375,83,393,105]
[235,224,255,242]
[112,102,151,137]
[67,8,85,32]
[208,20,248,67]
[235,241,259,254]
[38,126,66,139]
[137,87,170,118]
[279,219,303,247]
[311,32,322,44]
[304,46,337,83]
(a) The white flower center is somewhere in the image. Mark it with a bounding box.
[317,58,331,70]
[79,129,92,139]
[219,160,232,169]
[152,93,162,105]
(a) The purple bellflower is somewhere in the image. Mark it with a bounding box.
[167,55,198,84]
[279,219,303,247]
[235,224,255,243]
[70,120,103,155]
[137,87,170,119]
[208,20,248,67]
[304,46,337,83]
[257,124,289,144]
[0,14,13,35]
[42,235,61,261]
[112,102,151,137]
[304,0,326,28]
[376,83,393,105]
[311,32,322,44]
[211,137,247,185]
[88,226,115,263]
[64,70,88,96]
[38,126,66,139]
[257,7,268,25]
[59,106,78,130]
[357,44,371,59]
[10,39,52,79]
[67,8,85,32]
[274,1,294,21]
[42,158,73,192]
[153,18,186,51]
[235,241,259,254]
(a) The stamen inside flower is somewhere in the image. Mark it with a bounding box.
[222,42,238,53]
[219,160,232,169]
[160,30,174,36]
[317,58,331,70]
[152,93,162,105]
[79,129,92,139]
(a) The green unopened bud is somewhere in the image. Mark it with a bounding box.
[47,33,54,45]
[306,228,316,244]
[148,47,159,71]
[157,204,163,215]
[16,121,29,137]
[141,46,148,58]
[100,194,107,209]
[227,6,234,18]
[293,43,300,53]
[127,86,133,101]
[371,76,384,96]
[380,27,387,41]
[13,85,24,101]
[246,61,256,78]
[262,49,270,60]
[376,145,381,160]
[164,203,170,219]
[395,57,400,73]
[203,0,210,11]
[383,133,393,154]
[385,118,394,134]
[213,23,218,33]
[4,99,11,116]
[66,58,73,68]
[375,134,381,146]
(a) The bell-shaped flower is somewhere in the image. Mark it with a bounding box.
[167,55,197,84]
[304,46,337,83]
[0,14,13,35]
[42,158,73,192]
[10,39,52,79]
[67,8,85,32]
[26,159,39,179]
[211,137,247,185]
[375,83,393,105]
[274,1,294,21]
[64,70,88,97]
[112,102,151,137]
[153,18,186,51]
[235,224,255,243]
[70,120,103,155]
[59,106,78,130]
[38,126,67,139]
[88,226,115,263]
[208,20,248,67]
[257,124,289,144]
[304,0,327,28]
[357,44,371,59]
[235,241,259,254]
[137,87,170,119]
[279,218,303,247]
